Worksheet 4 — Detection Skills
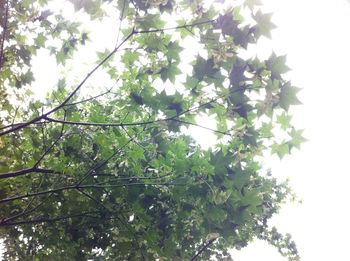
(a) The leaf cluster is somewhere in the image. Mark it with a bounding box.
[0,0,303,260]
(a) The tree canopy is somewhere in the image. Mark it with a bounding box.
[0,0,303,260]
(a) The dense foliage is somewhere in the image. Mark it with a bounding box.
[0,0,303,260]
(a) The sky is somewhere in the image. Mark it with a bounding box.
[231,0,350,260]
[2,0,350,260]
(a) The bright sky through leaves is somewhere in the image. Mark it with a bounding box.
[0,0,301,259]
[232,0,350,260]
[1,0,349,259]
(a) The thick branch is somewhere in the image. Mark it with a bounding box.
[0,167,58,179]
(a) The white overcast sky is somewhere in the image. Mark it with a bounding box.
[232,0,350,260]
[2,0,350,260]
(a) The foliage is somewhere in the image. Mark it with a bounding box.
[0,0,303,260]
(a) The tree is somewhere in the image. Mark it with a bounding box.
[0,0,303,260]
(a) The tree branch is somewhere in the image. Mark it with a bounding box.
[0,19,216,137]
[0,117,67,179]
[171,118,231,136]
[75,135,135,186]
[44,115,158,127]
[0,189,52,225]
[0,31,134,137]
[0,182,183,204]
[135,19,215,34]
[0,167,59,179]
[63,87,114,107]
[0,0,9,70]
[190,238,218,261]
[0,211,101,227]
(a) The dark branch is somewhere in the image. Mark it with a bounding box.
[33,111,67,169]
[0,167,59,179]
[135,19,215,34]
[190,237,218,261]
[44,116,158,127]
[75,135,135,185]
[63,87,114,107]
[0,0,9,70]
[0,182,183,204]
[171,119,231,136]
[0,211,101,227]
[0,190,52,225]
[0,20,216,137]
[0,31,134,137]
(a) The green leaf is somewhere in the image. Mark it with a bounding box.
[278,82,302,111]
[266,52,290,80]
[167,41,183,62]
[276,112,292,130]
[253,10,277,39]
[128,146,146,161]
[289,128,306,149]
[193,56,219,80]
[215,13,239,36]
[122,51,139,66]
[0,2,301,260]
[135,14,165,30]
[207,206,227,224]
[34,33,47,47]
[271,142,290,159]
[266,79,281,92]
[161,63,181,83]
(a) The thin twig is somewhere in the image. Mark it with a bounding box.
[33,109,67,167]
[115,0,126,48]
[77,188,111,211]
[0,182,183,204]
[171,118,231,136]
[0,20,215,137]
[135,19,215,34]
[75,135,135,186]
[63,87,114,107]
[0,211,101,227]
[0,31,134,137]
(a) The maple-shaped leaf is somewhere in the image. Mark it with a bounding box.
[276,112,292,130]
[253,10,277,39]
[278,82,302,111]
[271,142,290,159]
[167,41,183,62]
[266,52,290,80]
[215,13,240,36]
[289,128,307,149]
[193,56,219,80]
